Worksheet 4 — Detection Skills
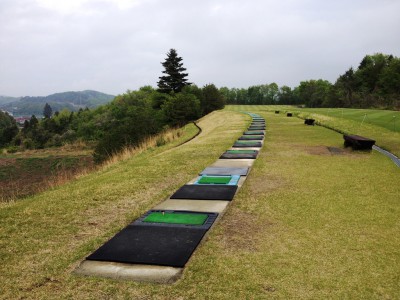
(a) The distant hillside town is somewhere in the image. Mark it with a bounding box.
[0,90,115,117]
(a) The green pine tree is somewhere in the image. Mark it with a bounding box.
[157,49,191,93]
[43,103,53,118]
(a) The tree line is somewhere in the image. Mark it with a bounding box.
[2,52,398,159]
[0,49,225,162]
[221,53,400,110]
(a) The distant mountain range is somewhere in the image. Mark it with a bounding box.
[0,90,115,117]
[0,96,21,105]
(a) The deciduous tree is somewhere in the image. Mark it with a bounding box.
[0,111,19,147]
[162,93,200,126]
[201,84,225,114]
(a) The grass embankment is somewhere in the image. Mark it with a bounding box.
[0,155,93,201]
[1,109,400,299]
[228,105,400,157]
[0,128,187,202]
[0,111,249,299]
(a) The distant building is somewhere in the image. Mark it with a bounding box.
[14,116,31,125]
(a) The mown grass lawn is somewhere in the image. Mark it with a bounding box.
[1,108,399,299]
[301,108,400,132]
[228,105,400,132]
[228,105,400,158]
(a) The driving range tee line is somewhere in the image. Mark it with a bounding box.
[74,112,265,283]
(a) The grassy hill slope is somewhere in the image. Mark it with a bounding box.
[1,109,399,299]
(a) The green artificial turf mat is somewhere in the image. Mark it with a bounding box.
[236,141,259,144]
[198,176,232,184]
[143,212,208,225]
[227,150,256,154]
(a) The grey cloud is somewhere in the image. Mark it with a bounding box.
[1,0,399,96]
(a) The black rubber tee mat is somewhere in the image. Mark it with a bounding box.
[86,225,207,267]
[238,135,264,140]
[200,167,249,176]
[220,153,257,159]
[244,131,264,135]
[170,184,238,200]
[233,141,262,147]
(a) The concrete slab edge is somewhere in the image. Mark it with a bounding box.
[74,260,183,284]
[154,199,230,214]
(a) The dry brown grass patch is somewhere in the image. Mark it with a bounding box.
[4,141,94,158]
[296,145,364,157]
[218,207,269,252]
[101,127,184,168]
[0,158,16,166]
[247,173,288,196]
[306,145,332,155]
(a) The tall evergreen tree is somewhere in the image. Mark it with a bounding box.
[157,49,191,93]
[30,115,39,127]
[43,103,53,118]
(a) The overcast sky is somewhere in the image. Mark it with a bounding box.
[1,0,399,97]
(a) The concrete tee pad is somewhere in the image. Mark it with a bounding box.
[200,166,249,176]
[211,159,255,168]
[154,199,229,213]
[75,260,182,283]
[230,147,261,151]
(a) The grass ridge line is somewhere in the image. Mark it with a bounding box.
[174,121,202,148]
